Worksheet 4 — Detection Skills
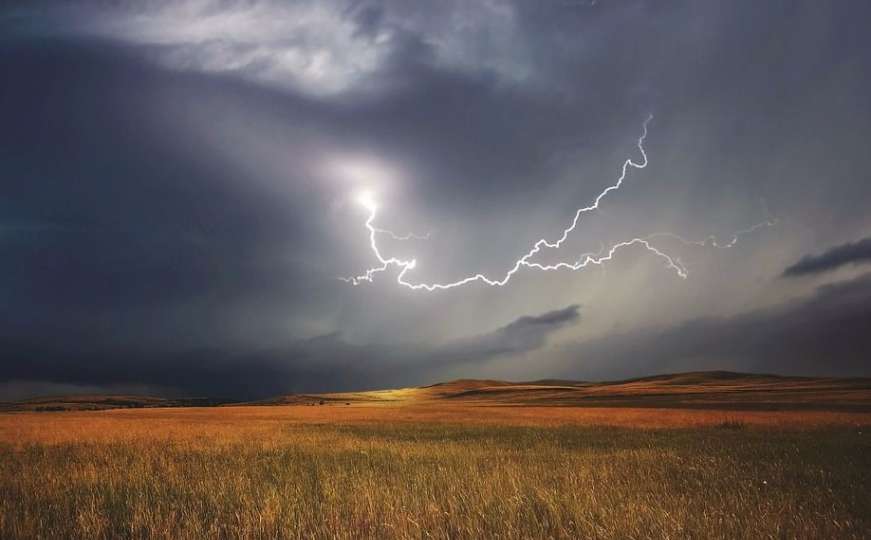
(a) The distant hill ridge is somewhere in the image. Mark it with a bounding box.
[251,371,871,411]
[4,371,871,412]
[2,395,235,412]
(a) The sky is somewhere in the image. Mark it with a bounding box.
[2,1,871,400]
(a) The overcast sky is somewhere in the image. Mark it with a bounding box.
[2,1,870,400]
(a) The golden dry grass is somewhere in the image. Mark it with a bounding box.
[1,404,870,538]
[2,404,871,446]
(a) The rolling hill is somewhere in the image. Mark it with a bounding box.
[5,371,871,412]
[261,371,871,411]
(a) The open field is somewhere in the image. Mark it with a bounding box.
[2,374,871,538]
[2,398,871,539]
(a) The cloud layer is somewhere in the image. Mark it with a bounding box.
[0,305,579,399]
[31,0,533,99]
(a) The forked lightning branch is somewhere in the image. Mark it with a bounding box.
[342,116,773,291]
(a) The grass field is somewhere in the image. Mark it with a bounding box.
[1,402,870,539]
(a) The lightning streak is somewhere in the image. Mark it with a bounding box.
[647,218,777,249]
[342,115,768,291]
[373,227,430,241]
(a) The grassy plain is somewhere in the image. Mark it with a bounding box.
[1,400,870,539]
[2,375,870,538]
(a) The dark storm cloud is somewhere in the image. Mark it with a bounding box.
[782,236,871,277]
[556,273,871,380]
[0,305,579,399]
[0,40,345,344]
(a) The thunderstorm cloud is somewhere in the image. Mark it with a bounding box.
[2,1,871,398]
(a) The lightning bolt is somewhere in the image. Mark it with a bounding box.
[342,115,770,291]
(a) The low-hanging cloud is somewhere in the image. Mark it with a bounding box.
[782,236,871,277]
[437,304,581,364]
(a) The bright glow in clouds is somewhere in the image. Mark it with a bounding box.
[356,190,378,213]
[342,116,774,291]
